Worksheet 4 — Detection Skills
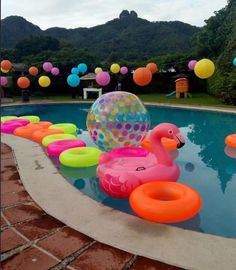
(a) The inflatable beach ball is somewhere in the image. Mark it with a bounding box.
[86,91,150,151]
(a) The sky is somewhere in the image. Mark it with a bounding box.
[2,0,228,30]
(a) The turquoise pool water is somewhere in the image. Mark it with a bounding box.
[2,103,236,238]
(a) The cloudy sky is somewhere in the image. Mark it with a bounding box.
[2,0,228,30]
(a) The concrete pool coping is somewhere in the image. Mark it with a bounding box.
[2,131,236,270]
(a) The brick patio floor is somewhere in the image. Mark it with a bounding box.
[1,143,184,270]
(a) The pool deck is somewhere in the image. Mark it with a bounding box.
[1,101,236,270]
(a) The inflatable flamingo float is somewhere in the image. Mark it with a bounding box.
[97,123,185,198]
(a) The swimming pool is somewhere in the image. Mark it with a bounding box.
[2,103,236,239]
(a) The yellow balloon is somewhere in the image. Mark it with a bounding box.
[1,67,9,73]
[38,76,51,87]
[95,67,103,74]
[194,59,215,79]
[110,63,120,74]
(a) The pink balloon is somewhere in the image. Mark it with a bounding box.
[0,76,8,86]
[96,72,111,86]
[120,66,128,75]
[51,67,60,76]
[188,60,197,70]
[43,62,53,72]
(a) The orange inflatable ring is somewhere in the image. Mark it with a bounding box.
[27,121,53,128]
[14,122,52,139]
[14,125,46,139]
[31,129,64,143]
[129,181,202,223]
[225,134,236,148]
[141,136,177,151]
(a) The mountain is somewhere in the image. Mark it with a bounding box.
[1,16,43,48]
[1,11,199,60]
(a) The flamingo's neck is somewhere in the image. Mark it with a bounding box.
[150,134,173,166]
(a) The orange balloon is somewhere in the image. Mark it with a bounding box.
[28,66,39,76]
[17,77,30,89]
[1,60,12,71]
[1,67,9,73]
[146,62,158,74]
[133,67,152,86]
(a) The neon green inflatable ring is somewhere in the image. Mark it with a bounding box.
[59,147,102,167]
[49,123,77,134]
[19,115,40,122]
[1,116,18,122]
[42,134,77,147]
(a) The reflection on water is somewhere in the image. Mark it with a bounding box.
[2,103,236,238]
[171,214,201,231]
[60,165,97,180]
[184,162,195,172]
[224,146,236,159]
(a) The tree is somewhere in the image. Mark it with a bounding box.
[194,0,236,103]
[15,36,60,60]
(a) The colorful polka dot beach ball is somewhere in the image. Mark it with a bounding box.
[86,91,150,151]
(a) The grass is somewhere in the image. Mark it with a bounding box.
[11,93,236,108]
[138,93,226,106]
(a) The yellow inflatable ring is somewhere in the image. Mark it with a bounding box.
[42,134,77,147]
[49,123,77,134]
[19,115,40,122]
[59,147,102,167]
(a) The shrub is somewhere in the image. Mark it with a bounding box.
[220,71,236,105]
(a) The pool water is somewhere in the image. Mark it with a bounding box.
[2,103,236,238]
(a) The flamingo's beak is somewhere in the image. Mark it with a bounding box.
[173,132,185,149]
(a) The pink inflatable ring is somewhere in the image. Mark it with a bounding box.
[1,119,30,134]
[110,146,149,158]
[46,139,86,157]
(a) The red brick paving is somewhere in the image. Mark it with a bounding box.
[1,190,32,208]
[15,214,64,241]
[1,143,13,155]
[1,247,58,270]
[69,242,133,270]
[1,159,21,182]
[1,143,184,270]
[1,157,18,169]
[1,180,24,194]
[1,215,8,228]
[0,149,13,160]
[38,227,93,259]
[0,228,27,253]
[3,203,44,225]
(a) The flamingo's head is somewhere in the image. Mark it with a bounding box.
[150,123,185,149]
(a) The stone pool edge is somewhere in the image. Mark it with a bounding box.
[2,133,236,270]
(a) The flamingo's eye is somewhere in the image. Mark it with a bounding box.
[168,129,173,135]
